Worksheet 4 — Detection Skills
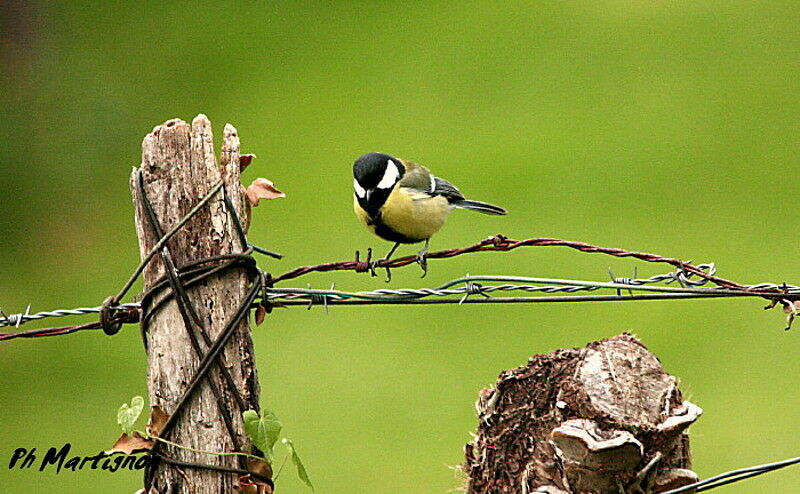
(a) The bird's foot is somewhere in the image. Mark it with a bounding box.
[416,246,429,278]
[369,243,401,283]
[368,257,392,282]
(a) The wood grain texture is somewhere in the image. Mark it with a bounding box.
[131,115,260,494]
[465,333,701,494]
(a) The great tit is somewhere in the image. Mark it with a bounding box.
[353,152,507,278]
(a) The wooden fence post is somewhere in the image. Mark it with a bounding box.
[464,333,701,494]
[131,115,260,493]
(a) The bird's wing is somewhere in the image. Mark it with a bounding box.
[432,177,465,202]
[398,159,465,202]
[398,160,436,193]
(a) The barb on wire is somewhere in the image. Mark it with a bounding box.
[269,235,751,290]
[3,268,800,337]
[0,303,141,329]
[459,275,490,304]
[3,235,800,338]
[0,310,140,341]
[662,455,800,493]
[264,274,799,305]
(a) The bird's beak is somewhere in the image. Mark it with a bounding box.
[365,189,373,203]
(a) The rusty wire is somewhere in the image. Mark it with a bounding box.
[3,236,799,340]
[0,310,139,341]
[2,211,799,492]
[269,235,752,289]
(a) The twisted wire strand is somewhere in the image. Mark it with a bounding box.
[6,232,800,330]
[0,303,141,328]
[265,281,798,303]
[3,269,798,328]
[270,235,751,290]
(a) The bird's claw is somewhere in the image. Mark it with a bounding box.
[367,260,378,277]
[359,246,394,282]
[416,249,428,278]
[368,259,392,282]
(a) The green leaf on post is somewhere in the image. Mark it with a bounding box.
[243,409,282,461]
[117,396,145,435]
[282,438,314,491]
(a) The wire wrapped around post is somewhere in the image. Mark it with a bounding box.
[130,116,268,493]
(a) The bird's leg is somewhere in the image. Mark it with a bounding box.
[369,242,400,282]
[416,239,430,278]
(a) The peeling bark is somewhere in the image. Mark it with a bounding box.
[465,333,700,494]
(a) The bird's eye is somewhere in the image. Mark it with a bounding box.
[377,160,400,189]
[353,178,367,198]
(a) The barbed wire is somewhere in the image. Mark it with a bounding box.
[2,209,799,492]
[3,266,798,337]
[5,233,799,335]
[0,303,141,329]
[0,310,140,341]
[265,274,800,304]
[270,235,753,290]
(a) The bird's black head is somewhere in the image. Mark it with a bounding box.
[353,152,405,216]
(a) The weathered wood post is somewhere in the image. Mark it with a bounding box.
[131,115,261,493]
[465,333,701,494]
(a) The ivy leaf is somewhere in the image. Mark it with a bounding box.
[117,396,145,435]
[282,438,314,491]
[243,409,282,461]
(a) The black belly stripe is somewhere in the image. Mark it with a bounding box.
[369,212,423,244]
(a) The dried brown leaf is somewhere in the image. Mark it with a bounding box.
[245,178,286,207]
[247,458,273,478]
[239,154,256,172]
[236,475,272,494]
[235,480,258,494]
[236,459,273,494]
[147,406,169,438]
[106,432,153,455]
[241,184,253,232]
[784,300,800,330]
[255,304,267,326]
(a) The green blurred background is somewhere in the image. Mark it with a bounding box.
[2,1,799,492]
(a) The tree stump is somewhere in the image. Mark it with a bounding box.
[465,333,701,494]
[131,115,260,493]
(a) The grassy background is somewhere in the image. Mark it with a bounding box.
[2,1,799,492]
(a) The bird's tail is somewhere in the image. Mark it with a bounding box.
[452,199,507,215]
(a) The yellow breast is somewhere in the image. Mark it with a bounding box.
[354,188,452,243]
[383,188,450,240]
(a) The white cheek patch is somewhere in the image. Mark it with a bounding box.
[429,173,436,193]
[353,178,367,198]
[377,160,400,189]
